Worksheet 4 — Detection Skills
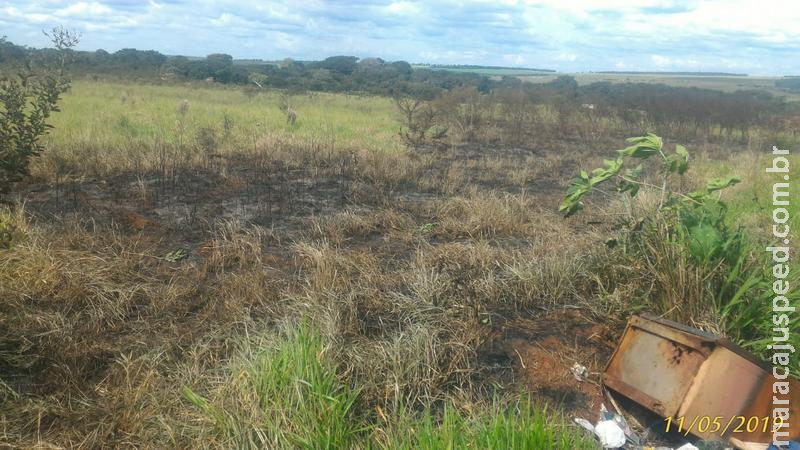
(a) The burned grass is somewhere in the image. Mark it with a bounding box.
[1,125,782,448]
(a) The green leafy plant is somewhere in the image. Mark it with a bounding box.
[419,222,436,234]
[0,208,24,249]
[559,133,739,217]
[164,248,188,262]
[0,28,78,196]
[562,134,798,374]
[559,133,748,269]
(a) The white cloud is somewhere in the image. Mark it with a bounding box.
[55,2,113,17]
[386,1,421,15]
[3,6,54,23]
[0,0,798,74]
[502,53,526,65]
[651,54,671,66]
[210,13,237,27]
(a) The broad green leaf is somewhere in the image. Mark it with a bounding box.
[686,191,706,203]
[589,158,623,186]
[706,176,740,193]
[623,164,643,179]
[618,133,663,159]
[687,223,722,263]
[560,175,591,215]
[675,144,689,175]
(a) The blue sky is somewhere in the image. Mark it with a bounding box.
[1,1,798,75]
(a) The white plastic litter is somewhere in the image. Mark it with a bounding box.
[573,417,595,433]
[594,419,627,448]
[675,444,700,450]
[571,362,589,381]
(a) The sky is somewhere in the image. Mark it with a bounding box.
[1,0,798,75]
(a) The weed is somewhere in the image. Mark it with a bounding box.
[182,325,364,449]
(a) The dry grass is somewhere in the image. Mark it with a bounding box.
[3,80,794,448]
[1,169,610,448]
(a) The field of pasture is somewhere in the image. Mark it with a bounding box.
[521,72,800,101]
[1,78,798,448]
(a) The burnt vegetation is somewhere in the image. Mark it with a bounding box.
[1,34,799,449]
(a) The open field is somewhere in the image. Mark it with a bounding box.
[520,73,800,102]
[46,80,403,155]
[2,78,799,448]
[413,65,555,77]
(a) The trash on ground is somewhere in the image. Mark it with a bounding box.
[571,362,589,381]
[575,403,636,449]
[595,419,627,448]
[603,314,799,448]
[674,444,699,450]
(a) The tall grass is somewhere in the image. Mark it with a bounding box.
[181,325,595,449]
[183,326,363,449]
[35,80,403,179]
[377,401,596,450]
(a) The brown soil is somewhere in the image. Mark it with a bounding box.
[480,310,616,419]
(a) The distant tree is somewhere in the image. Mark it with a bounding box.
[391,60,413,78]
[279,57,298,69]
[93,49,110,65]
[318,56,359,75]
[203,53,235,83]
[206,53,233,66]
[549,75,578,96]
[248,72,268,88]
[359,57,385,67]
[0,36,27,64]
[112,48,167,68]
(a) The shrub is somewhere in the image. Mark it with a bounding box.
[561,134,799,374]
[394,96,447,151]
[0,28,77,196]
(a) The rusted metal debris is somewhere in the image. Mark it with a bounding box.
[603,314,799,448]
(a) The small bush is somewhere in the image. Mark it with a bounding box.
[562,134,799,374]
[0,207,25,249]
[0,29,77,195]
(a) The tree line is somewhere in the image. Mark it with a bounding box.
[0,39,489,98]
[1,37,794,146]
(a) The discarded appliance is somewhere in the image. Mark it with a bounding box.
[603,314,799,448]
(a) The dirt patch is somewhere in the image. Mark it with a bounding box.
[480,309,616,419]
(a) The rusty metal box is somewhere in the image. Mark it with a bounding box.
[603,314,798,445]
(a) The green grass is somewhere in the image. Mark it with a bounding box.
[47,80,402,154]
[182,326,595,449]
[379,402,596,450]
[183,326,363,449]
[693,151,800,237]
